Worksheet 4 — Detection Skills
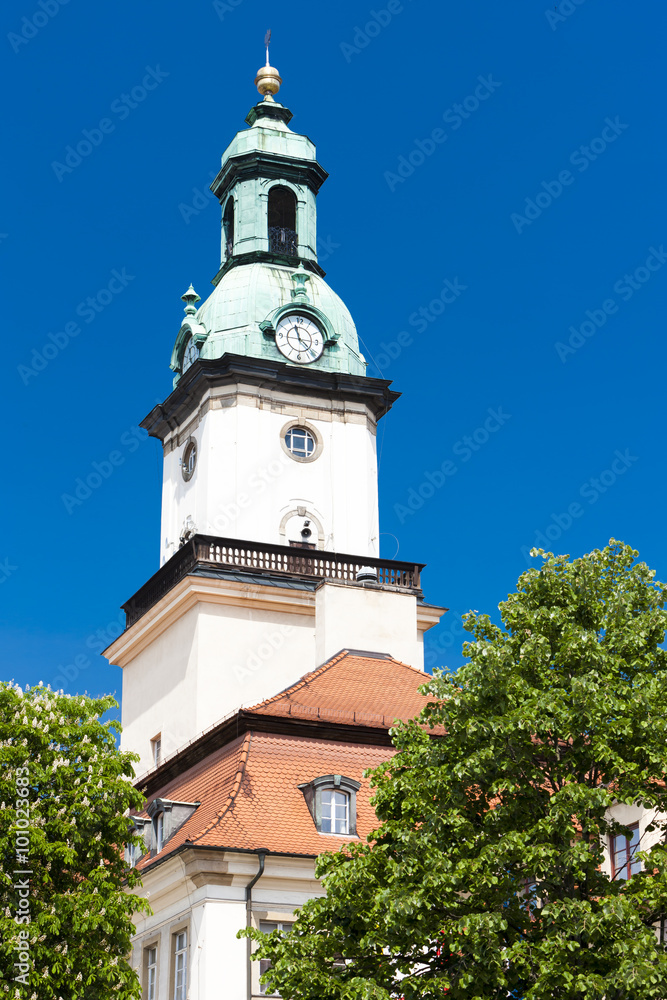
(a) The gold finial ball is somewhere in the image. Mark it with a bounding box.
[255,64,282,101]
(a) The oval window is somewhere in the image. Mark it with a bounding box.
[181,439,197,481]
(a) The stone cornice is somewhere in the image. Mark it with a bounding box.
[210,149,328,203]
[141,354,400,443]
[104,573,317,668]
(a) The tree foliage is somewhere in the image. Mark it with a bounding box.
[0,684,148,999]
[245,541,667,999]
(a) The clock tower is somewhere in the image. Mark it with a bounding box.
[106,58,445,778]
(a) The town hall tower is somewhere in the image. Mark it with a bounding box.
[106,57,444,779]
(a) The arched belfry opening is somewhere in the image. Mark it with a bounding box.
[223,198,235,257]
[268,185,297,256]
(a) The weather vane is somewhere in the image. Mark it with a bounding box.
[264,29,271,66]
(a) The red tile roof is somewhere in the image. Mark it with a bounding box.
[248,649,433,729]
[134,650,433,866]
[136,731,398,866]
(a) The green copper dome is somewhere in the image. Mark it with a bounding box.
[170,89,367,382]
[194,261,365,375]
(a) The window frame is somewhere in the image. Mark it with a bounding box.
[151,734,162,768]
[611,822,642,880]
[267,184,298,258]
[143,941,159,1000]
[154,812,164,854]
[279,420,323,464]
[181,437,197,482]
[284,426,316,460]
[126,817,148,868]
[257,920,294,996]
[223,196,235,258]
[321,788,350,835]
[170,927,188,1000]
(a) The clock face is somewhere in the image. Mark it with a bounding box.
[182,336,199,373]
[275,314,324,364]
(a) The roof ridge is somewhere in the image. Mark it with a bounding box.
[385,655,432,679]
[187,732,253,843]
[247,648,351,710]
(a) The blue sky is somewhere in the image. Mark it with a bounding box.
[1,0,665,704]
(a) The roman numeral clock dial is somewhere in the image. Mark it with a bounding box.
[275,314,324,364]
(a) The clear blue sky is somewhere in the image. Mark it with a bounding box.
[1,0,665,705]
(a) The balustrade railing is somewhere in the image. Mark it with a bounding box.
[268,226,298,256]
[123,534,423,627]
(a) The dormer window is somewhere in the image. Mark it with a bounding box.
[298,774,360,837]
[145,798,200,857]
[125,816,149,868]
[268,186,297,256]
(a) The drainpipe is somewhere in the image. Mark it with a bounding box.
[246,850,267,1000]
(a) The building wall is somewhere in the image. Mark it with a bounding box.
[120,604,201,774]
[111,579,431,776]
[159,384,380,565]
[315,584,422,670]
[130,851,323,1000]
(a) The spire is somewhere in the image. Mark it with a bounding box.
[254,29,282,102]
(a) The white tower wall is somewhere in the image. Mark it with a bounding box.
[159,381,380,565]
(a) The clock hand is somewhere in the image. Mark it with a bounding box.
[290,328,308,350]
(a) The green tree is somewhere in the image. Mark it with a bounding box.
[0,684,149,999]
[245,541,667,999]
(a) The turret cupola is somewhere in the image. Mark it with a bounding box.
[169,54,366,383]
